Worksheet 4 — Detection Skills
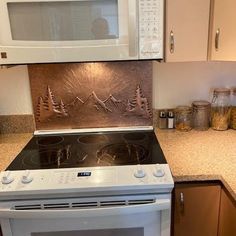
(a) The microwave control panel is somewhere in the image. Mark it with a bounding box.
[139,0,164,59]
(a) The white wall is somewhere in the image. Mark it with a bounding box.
[0,62,236,115]
[153,61,236,109]
[0,66,32,115]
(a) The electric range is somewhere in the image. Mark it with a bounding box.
[0,128,174,236]
[0,128,173,198]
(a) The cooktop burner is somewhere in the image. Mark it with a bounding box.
[36,136,64,146]
[97,143,148,166]
[6,130,166,171]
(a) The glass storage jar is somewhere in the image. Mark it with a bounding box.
[175,106,192,131]
[192,101,211,131]
[230,87,236,130]
[211,88,231,131]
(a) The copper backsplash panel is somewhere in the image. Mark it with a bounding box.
[28,61,152,130]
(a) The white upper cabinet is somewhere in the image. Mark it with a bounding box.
[165,0,211,62]
[210,0,236,61]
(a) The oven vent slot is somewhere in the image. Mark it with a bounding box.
[100,201,126,207]
[14,204,41,210]
[43,203,70,209]
[128,199,155,205]
[13,198,156,211]
[71,202,98,208]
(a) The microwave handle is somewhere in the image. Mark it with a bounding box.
[128,0,138,57]
[0,199,170,219]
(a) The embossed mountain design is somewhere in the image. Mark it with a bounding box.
[83,91,124,112]
[36,85,152,123]
[67,96,84,108]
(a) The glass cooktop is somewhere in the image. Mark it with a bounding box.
[6,130,166,171]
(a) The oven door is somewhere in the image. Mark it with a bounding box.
[0,196,171,236]
[0,0,138,64]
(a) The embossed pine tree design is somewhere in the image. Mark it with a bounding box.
[43,86,60,115]
[36,86,69,122]
[126,85,152,118]
[36,97,44,122]
[58,99,69,117]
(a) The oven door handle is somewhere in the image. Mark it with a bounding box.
[0,199,170,219]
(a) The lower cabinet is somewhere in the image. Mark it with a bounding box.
[173,183,221,236]
[218,188,236,236]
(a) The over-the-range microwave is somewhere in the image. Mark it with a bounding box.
[0,0,164,65]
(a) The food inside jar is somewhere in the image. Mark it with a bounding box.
[230,106,236,130]
[211,107,230,131]
[175,123,192,131]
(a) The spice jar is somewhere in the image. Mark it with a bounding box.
[192,101,211,131]
[211,88,231,131]
[175,106,192,131]
[230,87,236,130]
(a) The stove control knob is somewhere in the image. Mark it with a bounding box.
[21,170,33,184]
[134,165,146,178]
[153,165,165,177]
[1,171,14,184]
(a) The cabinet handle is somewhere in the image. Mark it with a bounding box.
[215,28,220,51]
[180,192,184,213]
[170,31,175,53]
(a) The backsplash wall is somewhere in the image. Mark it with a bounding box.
[28,61,152,130]
[0,61,236,116]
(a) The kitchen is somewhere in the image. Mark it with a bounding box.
[0,0,236,236]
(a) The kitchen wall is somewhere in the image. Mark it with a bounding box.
[153,61,236,109]
[0,61,236,115]
[0,66,32,115]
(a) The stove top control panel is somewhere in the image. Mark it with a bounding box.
[0,164,174,196]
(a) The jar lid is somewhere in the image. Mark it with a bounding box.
[192,100,211,109]
[213,88,231,95]
[175,106,192,114]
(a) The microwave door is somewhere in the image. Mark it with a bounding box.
[0,0,138,64]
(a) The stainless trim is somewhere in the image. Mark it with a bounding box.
[215,28,220,51]
[34,126,154,136]
[170,31,174,53]
[128,0,138,57]
[180,192,184,213]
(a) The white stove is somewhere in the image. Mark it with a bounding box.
[0,128,174,236]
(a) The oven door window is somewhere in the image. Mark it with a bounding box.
[32,228,144,236]
[7,0,119,41]
[8,211,162,236]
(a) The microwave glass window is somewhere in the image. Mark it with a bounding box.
[7,0,119,41]
[32,228,144,236]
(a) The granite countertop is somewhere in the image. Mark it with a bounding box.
[155,128,236,202]
[0,133,32,171]
[0,130,235,202]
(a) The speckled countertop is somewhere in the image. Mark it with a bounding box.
[0,131,236,202]
[155,129,236,202]
[0,133,32,171]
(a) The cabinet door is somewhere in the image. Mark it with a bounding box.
[210,0,236,61]
[173,184,221,236]
[218,189,236,236]
[165,0,210,62]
